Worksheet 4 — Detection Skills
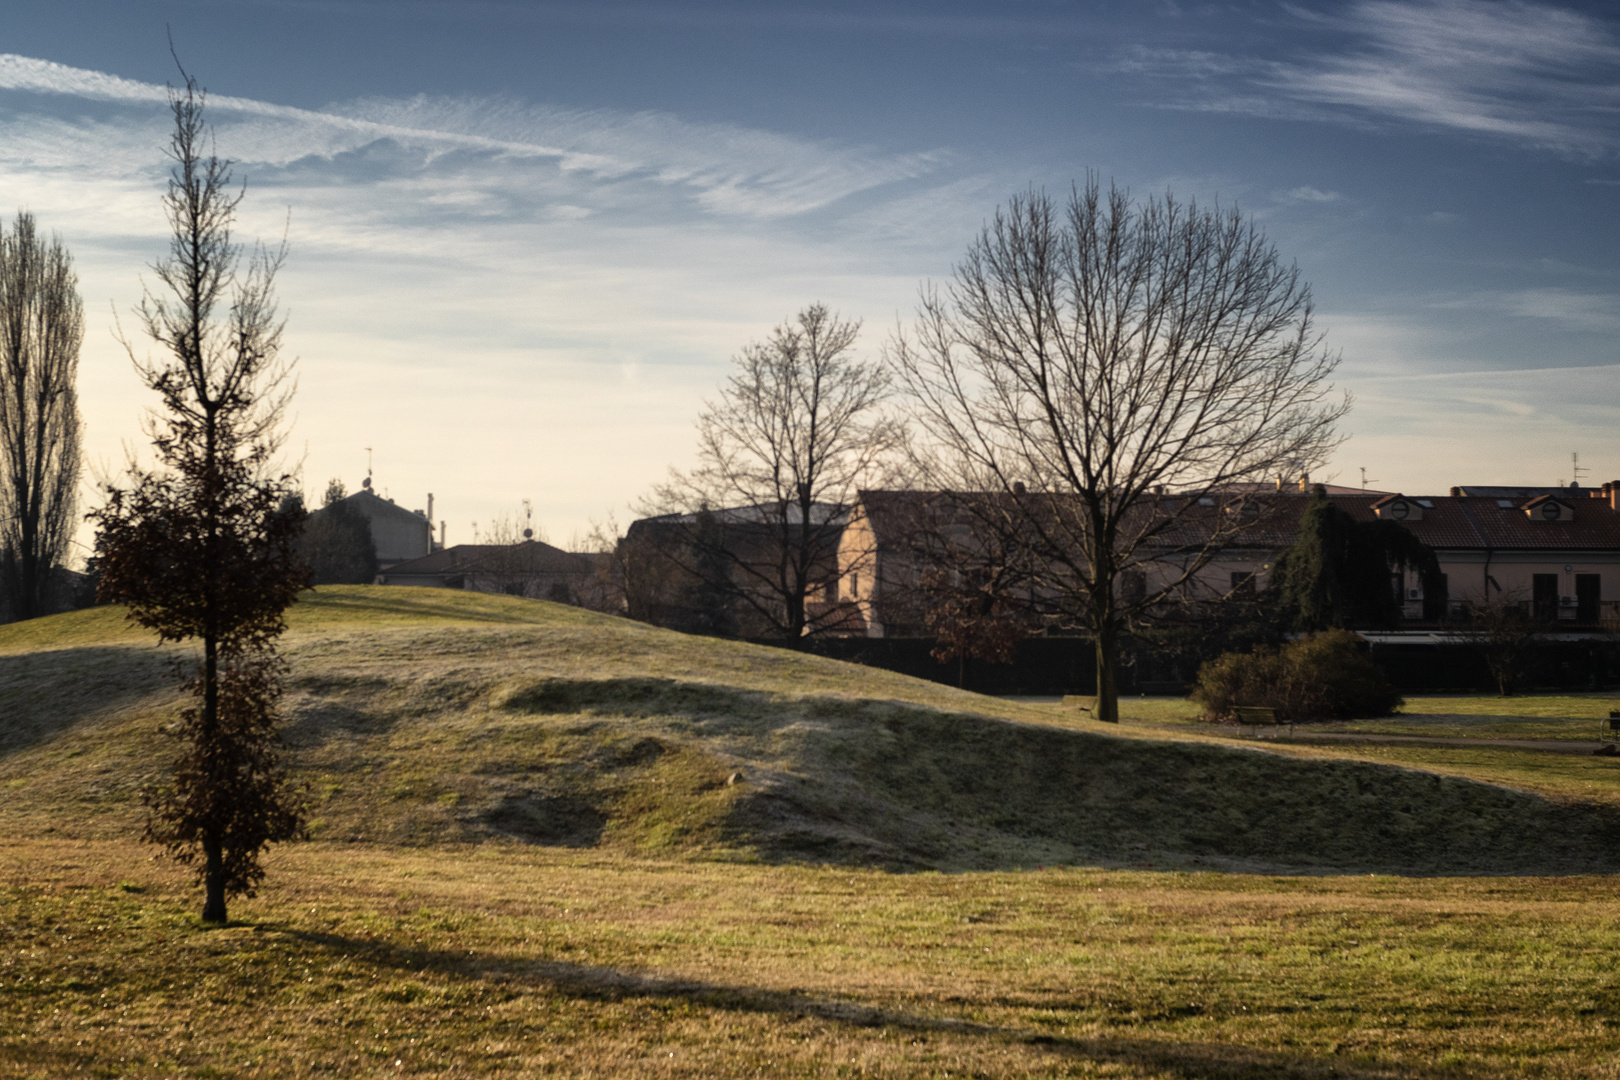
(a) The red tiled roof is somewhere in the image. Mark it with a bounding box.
[855,489,1620,555]
[1338,495,1620,552]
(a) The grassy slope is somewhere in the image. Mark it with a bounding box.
[9,590,1620,1077]
[5,586,1620,875]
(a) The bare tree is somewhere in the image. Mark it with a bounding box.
[1460,595,1541,697]
[645,303,901,638]
[0,213,84,622]
[889,180,1346,721]
[91,71,306,924]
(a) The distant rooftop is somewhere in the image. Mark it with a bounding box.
[1450,484,1598,499]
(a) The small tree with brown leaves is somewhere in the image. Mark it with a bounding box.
[92,72,307,924]
[920,524,1032,687]
[924,570,1031,688]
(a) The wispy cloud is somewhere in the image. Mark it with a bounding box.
[0,53,945,219]
[1468,287,1620,332]
[1124,1,1620,156]
[0,52,970,542]
[1275,0,1620,155]
[1277,185,1344,203]
[330,95,947,218]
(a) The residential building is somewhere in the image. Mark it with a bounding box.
[618,503,848,637]
[337,479,434,567]
[376,539,601,605]
[834,484,1620,638]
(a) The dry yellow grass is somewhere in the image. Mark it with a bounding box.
[6,588,1620,1076]
[5,838,1620,1078]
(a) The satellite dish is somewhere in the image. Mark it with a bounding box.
[522,528,534,540]
[361,477,372,489]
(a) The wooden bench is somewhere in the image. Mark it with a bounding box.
[1232,705,1292,736]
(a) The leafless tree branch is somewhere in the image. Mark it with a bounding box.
[889,178,1348,720]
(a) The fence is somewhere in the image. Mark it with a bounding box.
[770,634,1620,697]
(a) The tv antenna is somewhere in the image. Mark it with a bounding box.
[1572,452,1589,488]
[1359,467,1376,491]
[364,446,373,483]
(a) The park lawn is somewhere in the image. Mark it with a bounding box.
[7,588,1620,1077]
[1310,695,1620,743]
[1250,741,1620,806]
[1101,694,1620,744]
[4,837,1620,1080]
[1020,695,1620,805]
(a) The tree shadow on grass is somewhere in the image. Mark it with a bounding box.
[272,925,1429,1080]
[0,645,175,758]
[495,676,1620,877]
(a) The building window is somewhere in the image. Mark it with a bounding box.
[1577,574,1601,623]
[1533,574,1558,621]
[1426,573,1449,622]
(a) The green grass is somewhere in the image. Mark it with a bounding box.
[8,588,1620,1075]
[5,587,1620,874]
[1107,693,1620,744]
[1318,694,1620,743]
[5,839,1620,1078]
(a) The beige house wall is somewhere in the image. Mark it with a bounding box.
[1427,551,1620,620]
[833,509,884,636]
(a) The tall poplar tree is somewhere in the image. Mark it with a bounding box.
[92,71,307,924]
[0,212,83,622]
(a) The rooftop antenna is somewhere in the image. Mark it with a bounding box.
[523,498,533,542]
[1572,452,1589,488]
[363,446,373,486]
[1360,467,1376,491]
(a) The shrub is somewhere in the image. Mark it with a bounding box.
[1190,629,1402,721]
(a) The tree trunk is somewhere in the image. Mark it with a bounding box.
[202,834,227,923]
[1094,629,1120,723]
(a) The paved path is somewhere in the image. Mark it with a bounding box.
[1104,713,1614,755]
[1274,731,1605,755]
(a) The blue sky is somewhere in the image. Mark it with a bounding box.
[3,0,1618,548]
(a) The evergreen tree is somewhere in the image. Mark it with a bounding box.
[91,72,306,924]
[1274,486,1439,631]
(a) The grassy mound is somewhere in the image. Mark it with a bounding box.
[3,586,1617,874]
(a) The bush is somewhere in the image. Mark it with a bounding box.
[1190,629,1402,722]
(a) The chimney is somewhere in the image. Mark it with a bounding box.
[427,493,434,524]
[439,521,447,550]
[1298,472,1311,493]
[1450,486,1462,497]
[1608,482,1620,512]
